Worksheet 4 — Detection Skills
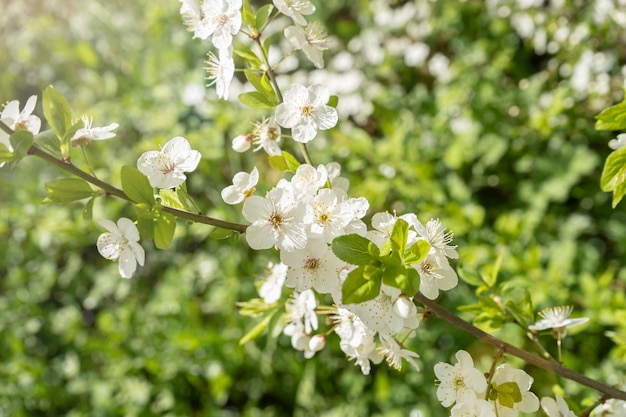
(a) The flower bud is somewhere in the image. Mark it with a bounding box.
[308,334,326,353]
[232,134,252,152]
[393,295,415,319]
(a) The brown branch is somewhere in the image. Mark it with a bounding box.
[414,292,626,401]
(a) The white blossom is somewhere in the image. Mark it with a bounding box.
[541,395,576,417]
[609,133,626,150]
[259,261,288,304]
[273,0,315,26]
[434,350,488,407]
[378,334,420,371]
[221,166,259,205]
[491,364,540,417]
[280,238,344,294]
[204,0,242,50]
[451,391,496,417]
[275,84,338,143]
[305,188,354,243]
[285,22,328,68]
[205,47,235,100]
[283,290,318,351]
[415,252,459,300]
[252,117,282,156]
[96,218,145,279]
[1,95,41,165]
[71,114,118,144]
[242,187,308,252]
[332,307,382,375]
[137,136,201,189]
[529,306,589,335]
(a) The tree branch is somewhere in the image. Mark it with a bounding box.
[414,292,626,401]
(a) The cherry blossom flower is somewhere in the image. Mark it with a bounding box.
[305,188,354,242]
[378,334,420,371]
[291,164,328,199]
[332,307,382,375]
[258,261,288,304]
[541,395,576,417]
[242,187,308,252]
[137,136,201,189]
[491,363,539,417]
[284,22,328,68]
[528,306,589,335]
[434,350,488,407]
[1,95,41,165]
[232,133,252,152]
[221,166,259,205]
[450,391,496,417]
[275,84,338,143]
[405,215,458,260]
[591,398,626,416]
[273,0,315,26]
[179,0,242,50]
[251,117,282,156]
[205,47,235,100]
[414,252,459,300]
[71,114,119,145]
[280,238,344,294]
[96,218,145,279]
[283,290,318,351]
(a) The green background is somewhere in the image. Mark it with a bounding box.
[1,0,626,415]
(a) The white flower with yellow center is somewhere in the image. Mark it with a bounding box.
[201,0,242,50]
[273,0,315,26]
[275,84,338,143]
[1,95,41,166]
[205,47,235,100]
[137,136,201,189]
[280,238,344,294]
[414,252,458,300]
[434,350,487,407]
[284,22,328,68]
[528,306,589,334]
[96,218,145,279]
[221,166,259,205]
[71,114,119,145]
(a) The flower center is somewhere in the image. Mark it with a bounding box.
[269,211,284,229]
[300,104,313,117]
[303,257,321,271]
[215,14,229,27]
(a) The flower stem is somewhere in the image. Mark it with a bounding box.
[414,292,626,402]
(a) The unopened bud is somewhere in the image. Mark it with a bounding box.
[308,334,326,353]
[232,134,252,152]
[393,295,415,319]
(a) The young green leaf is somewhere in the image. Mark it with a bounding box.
[268,151,301,173]
[390,218,408,254]
[159,189,185,210]
[121,165,155,205]
[234,44,263,69]
[42,86,72,140]
[404,240,430,265]
[34,129,62,158]
[596,99,626,130]
[9,130,34,159]
[44,178,94,203]
[332,234,380,266]
[327,95,339,108]
[457,264,485,287]
[382,264,420,296]
[255,4,274,30]
[82,197,95,220]
[136,216,155,241]
[490,382,522,408]
[238,91,276,109]
[210,227,236,240]
[154,212,176,249]
[242,0,256,30]
[342,266,382,304]
[601,147,626,207]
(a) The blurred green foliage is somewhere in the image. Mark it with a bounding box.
[2,0,626,415]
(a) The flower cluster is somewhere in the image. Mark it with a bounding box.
[435,350,539,417]
[239,160,459,373]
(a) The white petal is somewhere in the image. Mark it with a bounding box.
[118,248,138,278]
[117,217,140,241]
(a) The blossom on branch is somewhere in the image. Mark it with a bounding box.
[275,84,338,143]
[285,22,328,69]
[434,349,488,407]
[273,0,315,26]
[179,0,242,50]
[205,47,235,100]
[540,395,576,417]
[137,136,201,189]
[1,95,41,165]
[528,306,589,336]
[96,218,145,279]
[221,166,259,205]
[71,114,118,145]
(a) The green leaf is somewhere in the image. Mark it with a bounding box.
[42,86,72,140]
[327,95,339,108]
[136,217,155,241]
[242,0,255,30]
[255,4,274,30]
[9,130,34,158]
[239,311,275,345]
[491,382,522,408]
[342,266,382,304]
[596,99,626,130]
[390,218,408,254]
[0,146,13,164]
[600,146,626,207]
[82,197,95,220]
[238,91,276,109]
[382,265,420,296]
[268,151,301,173]
[501,284,534,328]
[44,178,94,203]
[233,44,263,69]
[121,165,155,205]
[485,252,503,288]
[457,264,484,287]
[404,240,430,265]
[62,120,83,145]
[332,234,379,266]
[34,129,62,158]
[210,227,236,240]
[154,212,176,250]
[159,189,185,210]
